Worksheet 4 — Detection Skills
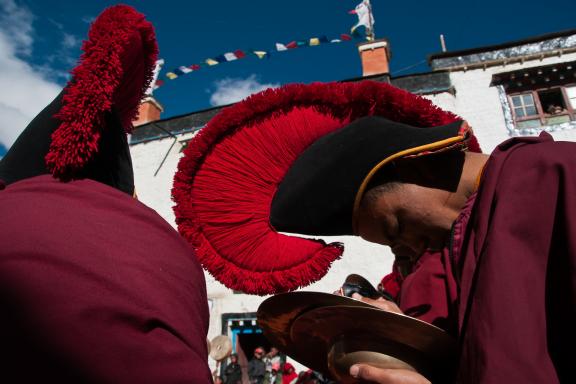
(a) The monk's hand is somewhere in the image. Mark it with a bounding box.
[351,292,403,314]
[350,364,430,384]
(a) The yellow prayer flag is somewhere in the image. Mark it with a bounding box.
[253,51,267,59]
[205,58,219,66]
[309,38,320,46]
[166,72,178,80]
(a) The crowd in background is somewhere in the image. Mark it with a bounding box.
[215,346,334,384]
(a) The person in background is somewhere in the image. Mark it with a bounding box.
[282,362,298,384]
[264,362,282,384]
[264,347,282,376]
[248,347,266,384]
[223,353,242,384]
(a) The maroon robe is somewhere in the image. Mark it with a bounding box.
[0,175,212,382]
[400,132,576,383]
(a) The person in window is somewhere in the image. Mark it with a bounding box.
[547,104,565,115]
[248,347,266,384]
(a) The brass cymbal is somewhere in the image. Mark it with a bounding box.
[257,292,456,382]
[257,292,373,356]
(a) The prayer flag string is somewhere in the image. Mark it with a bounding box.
[156,31,367,89]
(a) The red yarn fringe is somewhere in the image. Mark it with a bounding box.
[173,81,481,295]
[45,5,158,179]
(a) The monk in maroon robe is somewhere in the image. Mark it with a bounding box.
[0,176,211,382]
[0,5,211,382]
[352,132,576,383]
[259,111,574,383]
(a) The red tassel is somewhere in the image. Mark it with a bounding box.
[45,5,158,180]
[173,81,481,295]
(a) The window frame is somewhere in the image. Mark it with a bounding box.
[508,84,576,129]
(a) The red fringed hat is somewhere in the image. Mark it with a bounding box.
[46,4,158,180]
[173,81,481,295]
[0,5,157,194]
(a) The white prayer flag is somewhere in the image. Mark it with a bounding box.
[224,52,238,61]
[351,0,375,34]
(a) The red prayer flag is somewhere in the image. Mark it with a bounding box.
[234,50,246,59]
[340,34,352,41]
[348,10,357,14]
[190,64,201,71]
[286,41,298,49]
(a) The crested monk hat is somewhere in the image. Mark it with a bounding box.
[173,81,481,295]
[0,5,158,195]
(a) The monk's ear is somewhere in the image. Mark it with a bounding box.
[394,150,464,192]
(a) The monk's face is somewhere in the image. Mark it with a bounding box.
[355,183,460,258]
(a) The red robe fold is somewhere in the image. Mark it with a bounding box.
[0,175,212,382]
[456,132,576,383]
[399,133,576,383]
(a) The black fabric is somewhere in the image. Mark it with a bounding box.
[270,116,464,236]
[0,91,134,196]
[76,111,135,196]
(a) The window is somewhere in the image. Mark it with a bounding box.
[491,61,576,132]
[567,86,576,109]
[508,86,575,130]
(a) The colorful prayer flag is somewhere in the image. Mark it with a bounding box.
[234,50,246,59]
[253,50,268,59]
[351,1,374,35]
[160,29,361,87]
[153,80,164,89]
[224,52,238,61]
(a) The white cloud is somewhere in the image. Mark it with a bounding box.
[0,0,33,56]
[209,75,279,106]
[82,15,96,24]
[0,0,62,148]
[62,33,80,49]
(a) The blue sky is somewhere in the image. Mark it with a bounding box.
[1,0,575,154]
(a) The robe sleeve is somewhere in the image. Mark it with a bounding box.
[456,135,576,383]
